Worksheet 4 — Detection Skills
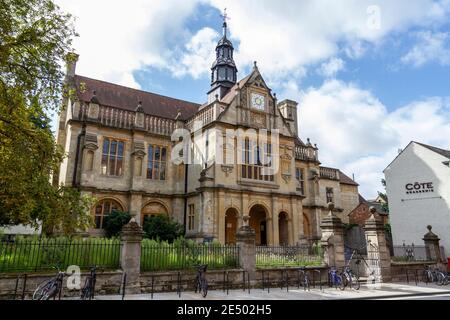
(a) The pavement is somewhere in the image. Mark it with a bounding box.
[80,282,450,300]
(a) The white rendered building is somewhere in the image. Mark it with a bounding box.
[384,141,450,257]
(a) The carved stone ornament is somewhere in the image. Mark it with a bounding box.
[132,141,146,158]
[221,164,234,177]
[281,173,291,183]
[84,133,98,150]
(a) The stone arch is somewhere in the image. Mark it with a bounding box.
[141,200,169,225]
[278,211,289,246]
[225,207,239,244]
[93,198,125,229]
[249,204,269,246]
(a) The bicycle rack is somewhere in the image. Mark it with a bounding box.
[312,269,323,290]
[58,273,64,300]
[151,275,155,299]
[261,270,270,293]
[176,272,182,298]
[121,273,127,300]
[13,274,27,300]
[222,271,230,295]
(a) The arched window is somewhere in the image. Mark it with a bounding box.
[141,201,169,225]
[94,199,123,229]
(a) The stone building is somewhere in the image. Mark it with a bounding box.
[56,18,360,245]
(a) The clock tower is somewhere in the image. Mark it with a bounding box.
[207,10,238,103]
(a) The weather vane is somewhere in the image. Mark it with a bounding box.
[220,8,230,37]
[221,8,230,22]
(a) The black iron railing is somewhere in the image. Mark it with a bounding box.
[0,238,121,273]
[140,242,239,272]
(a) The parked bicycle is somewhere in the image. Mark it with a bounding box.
[81,266,98,300]
[297,267,310,291]
[424,265,439,284]
[194,265,208,298]
[328,267,345,290]
[435,269,450,286]
[33,267,65,300]
[341,266,360,290]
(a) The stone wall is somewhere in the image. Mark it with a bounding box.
[0,267,330,300]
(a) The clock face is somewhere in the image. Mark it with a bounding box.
[251,93,265,111]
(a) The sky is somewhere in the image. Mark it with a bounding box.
[54,0,450,199]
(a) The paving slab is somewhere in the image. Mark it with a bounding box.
[70,282,450,300]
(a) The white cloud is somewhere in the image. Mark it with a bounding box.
[56,0,450,87]
[170,27,219,79]
[401,31,450,67]
[288,80,450,198]
[318,58,345,78]
[55,0,201,88]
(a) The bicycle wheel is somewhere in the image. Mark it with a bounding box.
[42,283,59,300]
[436,272,446,286]
[194,276,200,293]
[336,275,345,291]
[201,278,208,298]
[352,275,360,290]
[303,276,310,291]
[33,280,53,300]
[81,278,92,300]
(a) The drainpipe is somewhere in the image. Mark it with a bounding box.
[72,124,86,188]
[183,163,189,235]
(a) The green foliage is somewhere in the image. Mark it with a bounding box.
[0,0,92,234]
[384,223,392,235]
[0,236,121,273]
[142,215,184,243]
[140,239,239,271]
[103,211,131,238]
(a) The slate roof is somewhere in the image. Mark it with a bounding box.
[74,75,201,120]
[415,142,450,160]
[339,170,359,186]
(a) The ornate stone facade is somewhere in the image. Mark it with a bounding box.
[56,29,360,245]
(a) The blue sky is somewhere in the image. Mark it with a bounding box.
[55,0,450,198]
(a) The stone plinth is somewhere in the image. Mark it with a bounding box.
[364,207,391,283]
[120,218,144,293]
[423,225,442,263]
[320,203,345,269]
[236,224,256,279]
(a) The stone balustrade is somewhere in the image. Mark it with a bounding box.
[294,145,318,162]
[73,103,176,136]
[319,167,340,181]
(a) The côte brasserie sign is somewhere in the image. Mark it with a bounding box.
[405,182,434,195]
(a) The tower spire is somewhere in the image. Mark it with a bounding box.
[207,8,238,102]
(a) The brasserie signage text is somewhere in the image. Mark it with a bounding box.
[405,182,434,195]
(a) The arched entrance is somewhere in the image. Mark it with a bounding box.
[225,208,238,244]
[141,201,168,225]
[303,213,311,239]
[249,204,268,246]
[278,212,289,246]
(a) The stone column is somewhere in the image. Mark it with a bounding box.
[271,195,279,245]
[236,216,256,279]
[364,207,391,283]
[217,190,225,244]
[320,203,345,268]
[423,225,442,262]
[120,218,144,294]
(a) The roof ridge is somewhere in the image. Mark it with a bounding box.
[75,74,202,107]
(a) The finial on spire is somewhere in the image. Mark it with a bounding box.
[220,8,230,37]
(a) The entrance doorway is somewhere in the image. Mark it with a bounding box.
[249,205,268,245]
[225,208,238,244]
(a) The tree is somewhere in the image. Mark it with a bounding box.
[378,179,389,214]
[142,215,184,243]
[103,211,131,238]
[0,0,93,234]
